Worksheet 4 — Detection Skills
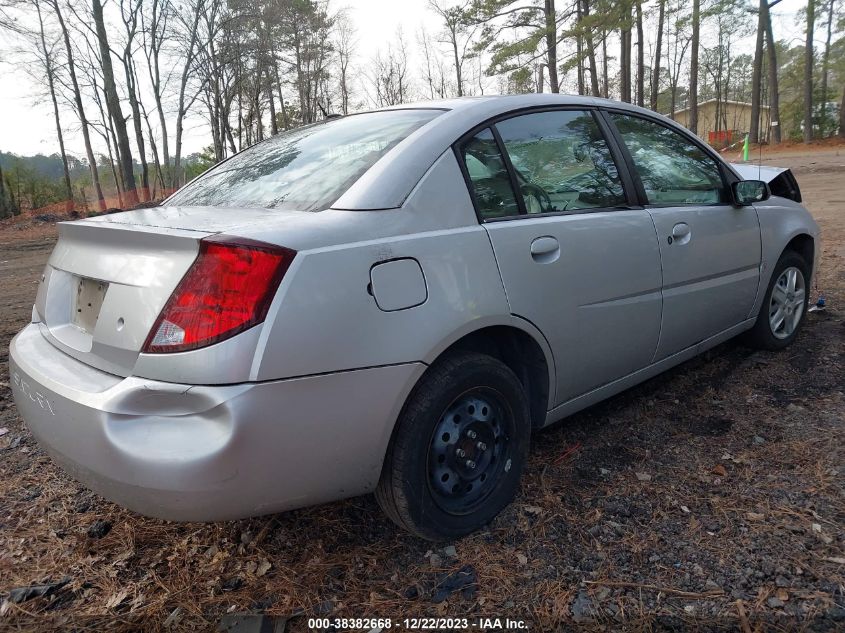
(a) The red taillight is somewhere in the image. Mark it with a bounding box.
[143,236,295,354]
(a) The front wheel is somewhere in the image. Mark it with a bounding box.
[376,351,531,540]
[744,251,810,350]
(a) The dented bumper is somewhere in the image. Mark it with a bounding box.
[9,323,424,521]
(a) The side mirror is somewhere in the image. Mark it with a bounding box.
[732,179,770,206]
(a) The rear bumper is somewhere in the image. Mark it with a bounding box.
[9,323,424,521]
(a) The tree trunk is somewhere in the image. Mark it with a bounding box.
[635,0,644,107]
[274,62,289,130]
[451,30,463,97]
[749,0,765,144]
[619,2,631,102]
[576,0,584,95]
[581,0,600,97]
[146,0,170,192]
[763,1,781,144]
[803,0,815,142]
[544,0,559,92]
[35,0,73,209]
[267,67,278,135]
[173,0,203,187]
[650,0,665,110]
[601,30,608,98]
[688,0,700,136]
[820,0,833,137]
[839,83,845,138]
[123,55,149,200]
[52,0,104,210]
[92,0,137,206]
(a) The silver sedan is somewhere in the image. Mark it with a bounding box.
[9,95,819,539]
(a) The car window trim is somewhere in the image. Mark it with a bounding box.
[490,124,529,216]
[599,107,739,208]
[453,105,641,224]
[454,126,518,222]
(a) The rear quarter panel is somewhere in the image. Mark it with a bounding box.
[250,151,514,381]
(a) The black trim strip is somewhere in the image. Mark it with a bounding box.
[490,124,528,215]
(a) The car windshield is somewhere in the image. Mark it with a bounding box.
[167,109,443,212]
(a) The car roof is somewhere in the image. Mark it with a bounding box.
[332,94,672,211]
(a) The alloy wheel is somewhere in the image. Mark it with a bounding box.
[769,266,806,340]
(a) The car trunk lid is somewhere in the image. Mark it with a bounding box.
[35,219,207,377]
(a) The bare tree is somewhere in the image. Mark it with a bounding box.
[334,10,355,114]
[619,2,632,102]
[635,0,644,107]
[119,0,150,200]
[51,0,104,209]
[819,0,835,137]
[803,0,815,142]
[369,30,410,107]
[429,0,478,97]
[92,0,137,205]
[419,26,450,99]
[172,0,206,186]
[650,0,665,109]
[580,0,600,97]
[33,0,73,207]
[141,0,172,188]
[762,0,781,144]
[749,0,765,144]
[688,0,700,135]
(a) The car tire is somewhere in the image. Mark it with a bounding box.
[743,250,811,350]
[376,351,531,541]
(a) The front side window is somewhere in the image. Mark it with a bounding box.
[459,128,520,220]
[167,109,442,212]
[611,113,726,205]
[495,110,626,213]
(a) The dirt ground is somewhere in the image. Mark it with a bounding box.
[0,145,843,632]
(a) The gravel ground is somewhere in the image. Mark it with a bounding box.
[0,145,843,632]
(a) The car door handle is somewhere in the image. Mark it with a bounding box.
[669,223,691,245]
[530,236,560,263]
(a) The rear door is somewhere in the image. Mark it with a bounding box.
[457,109,663,405]
[606,112,762,360]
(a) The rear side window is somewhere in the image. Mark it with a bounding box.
[610,113,727,205]
[459,128,520,220]
[495,110,626,213]
[167,109,442,212]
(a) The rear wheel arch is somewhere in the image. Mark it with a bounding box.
[425,324,552,429]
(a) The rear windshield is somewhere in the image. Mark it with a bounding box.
[167,109,442,211]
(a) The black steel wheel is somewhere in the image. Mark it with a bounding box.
[376,351,531,541]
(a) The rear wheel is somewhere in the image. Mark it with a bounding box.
[376,351,530,540]
[744,251,810,350]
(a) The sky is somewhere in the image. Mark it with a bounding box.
[0,0,811,159]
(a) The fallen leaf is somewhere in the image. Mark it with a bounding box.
[712,464,727,477]
[776,588,789,601]
[523,505,544,515]
[823,557,845,564]
[635,472,652,482]
[746,512,765,521]
[516,553,528,566]
[811,523,822,533]
[256,559,272,577]
[106,589,129,609]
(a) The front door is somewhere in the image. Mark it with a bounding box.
[608,113,762,360]
[458,109,663,405]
